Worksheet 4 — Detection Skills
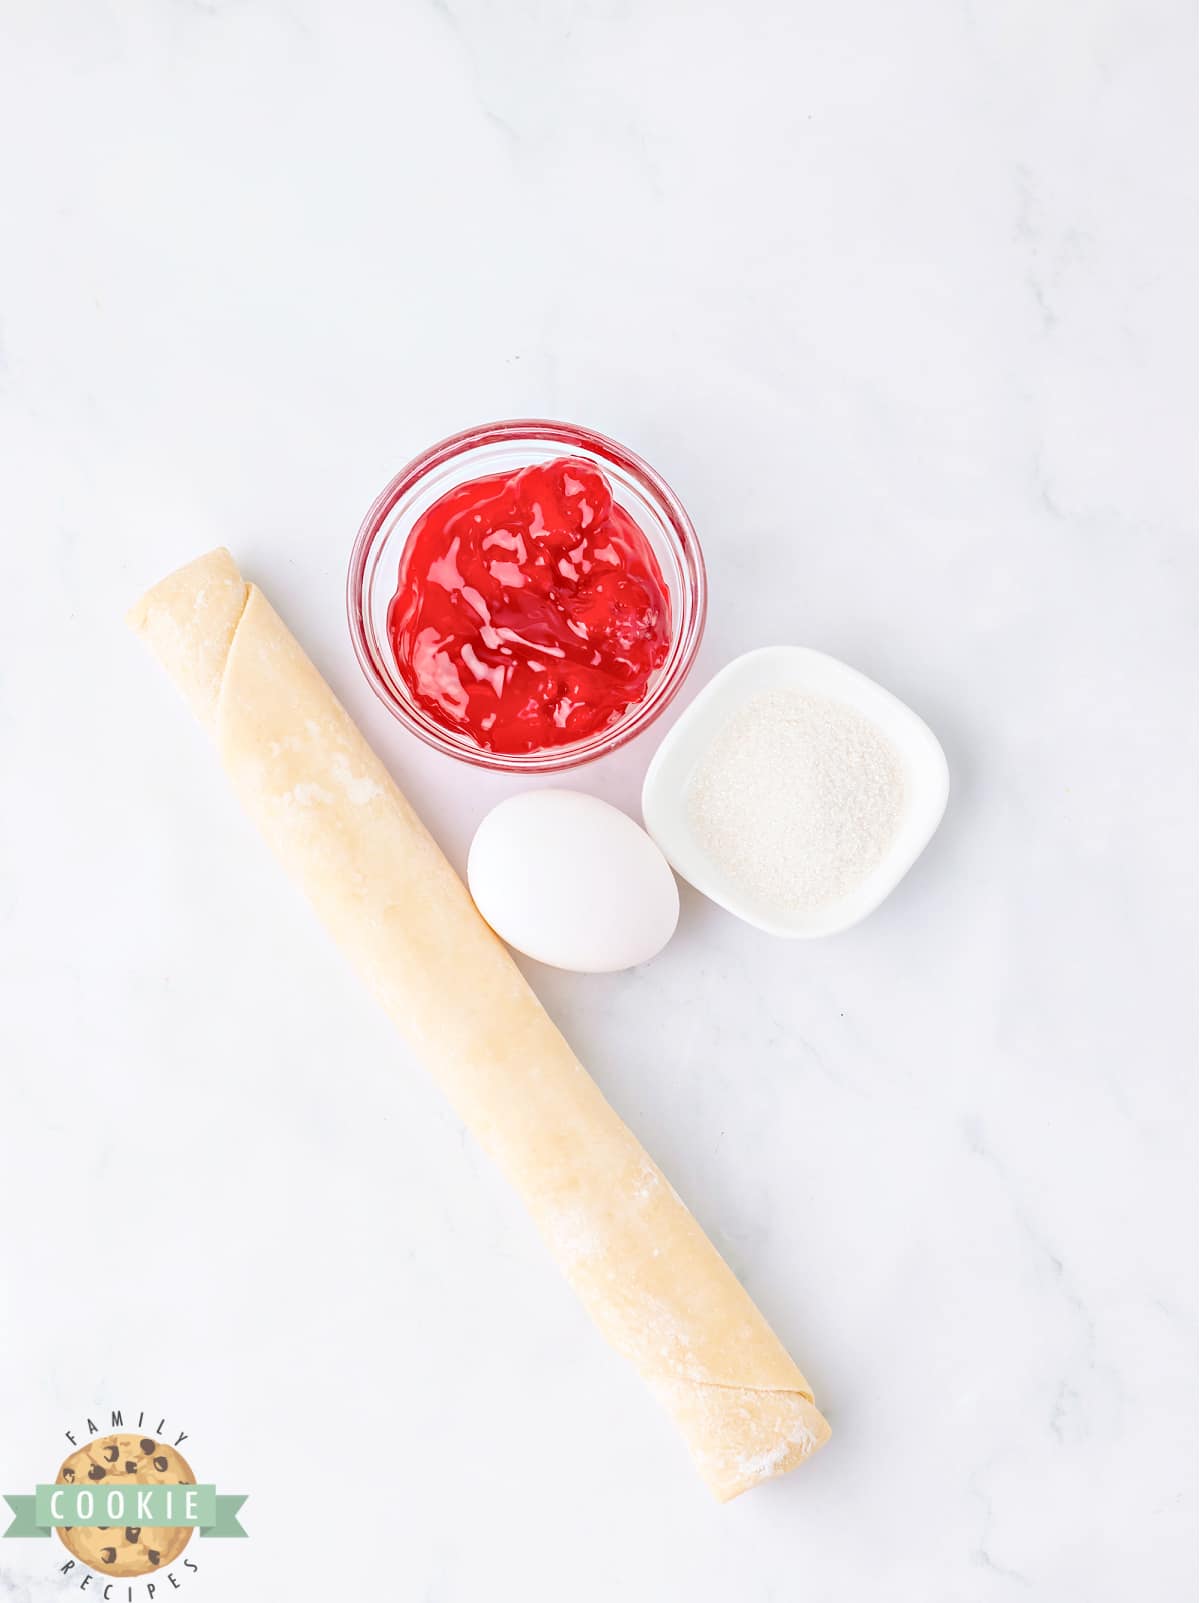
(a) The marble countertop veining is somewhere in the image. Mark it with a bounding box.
[0,2,1195,1599]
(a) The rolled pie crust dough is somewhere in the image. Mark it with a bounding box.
[128,549,830,1500]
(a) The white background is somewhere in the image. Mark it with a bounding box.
[1,3,1195,1599]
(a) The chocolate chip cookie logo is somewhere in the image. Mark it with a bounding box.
[4,1413,247,1594]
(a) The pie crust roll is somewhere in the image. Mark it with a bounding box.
[128,548,831,1501]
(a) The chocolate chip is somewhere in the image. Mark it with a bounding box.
[125,1461,138,1473]
[139,1439,155,1454]
[103,1445,119,1462]
[62,1468,75,1483]
[87,1465,106,1481]
[100,1548,116,1564]
[153,1456,168,1471]
[147,1550,161,1566]
[126,1528,141,1543]
[97,1526,109,1531]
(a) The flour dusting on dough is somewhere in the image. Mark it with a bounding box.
[737,1442,791,1480]
[633,1161,662,1203]
[544,1204,603,1266]
[737,1424,816,1483]
[284,781,335,808]
[332,752,384,806]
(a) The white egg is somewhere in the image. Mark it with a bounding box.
[467,789,680,973]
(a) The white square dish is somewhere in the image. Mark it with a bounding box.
[641,646,949,938]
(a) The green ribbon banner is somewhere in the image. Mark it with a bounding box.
[4,1486,247,1539]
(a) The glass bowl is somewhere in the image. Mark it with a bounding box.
[347,419,707,772]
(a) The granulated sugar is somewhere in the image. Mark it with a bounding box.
[686,690,906,913]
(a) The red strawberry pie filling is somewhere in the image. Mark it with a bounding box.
[388,457,672,754]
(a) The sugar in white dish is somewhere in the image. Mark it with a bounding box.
[686,689,906,913]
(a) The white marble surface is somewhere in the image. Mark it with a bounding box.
[1,3,1195,1599]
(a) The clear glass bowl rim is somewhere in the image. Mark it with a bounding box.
[346,418,708,773]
